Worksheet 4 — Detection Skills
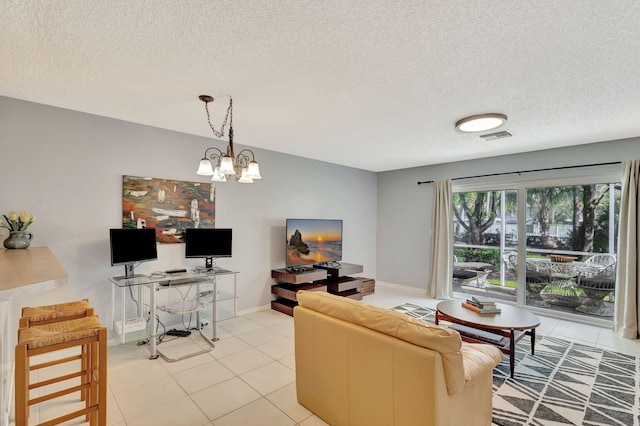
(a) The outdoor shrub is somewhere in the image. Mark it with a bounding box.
[454,247,500,268]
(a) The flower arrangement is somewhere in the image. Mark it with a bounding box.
[2,211,36,232]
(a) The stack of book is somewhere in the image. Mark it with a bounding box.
[462,297,501,314]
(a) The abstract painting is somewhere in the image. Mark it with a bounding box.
[122,175,215,244]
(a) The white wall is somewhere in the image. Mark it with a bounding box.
[0,96,377,327]
[377,138,640,289]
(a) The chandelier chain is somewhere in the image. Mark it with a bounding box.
[204,97,233,139]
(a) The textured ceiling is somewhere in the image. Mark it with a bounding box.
[2,1,640,172]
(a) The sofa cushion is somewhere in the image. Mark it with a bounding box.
[459,342,504,382]
[296,290,467,394]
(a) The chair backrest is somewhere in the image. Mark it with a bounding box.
[158,282,210,315]
[503,252,517,273]
[525,258,552,275]
[585,254,616,269]
[524,259,538,272]
[579,262,616,282]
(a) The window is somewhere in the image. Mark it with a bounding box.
[452,176,620,324]
[453,189,518,302]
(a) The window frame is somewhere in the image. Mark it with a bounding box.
[452,165,620,327]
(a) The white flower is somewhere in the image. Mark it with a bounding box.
[19,211,33,223]
[2,210,36,231]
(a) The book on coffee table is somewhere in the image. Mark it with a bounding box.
[462,301,501,314]
[470,296,497,307]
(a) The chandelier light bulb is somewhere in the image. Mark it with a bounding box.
[237,168,254,183]
[196,158,214,176]
[219,155,236,175]
[246,161,262,179]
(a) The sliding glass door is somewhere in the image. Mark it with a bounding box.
[453,179,620,323]
[524,183,619,318]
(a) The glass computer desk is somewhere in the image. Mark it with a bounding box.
[109,269,237,361]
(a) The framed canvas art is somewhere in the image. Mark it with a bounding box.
[122,175,215,243]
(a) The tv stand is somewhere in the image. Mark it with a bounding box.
[271,263,364,316]
[285,266,313,274]
[316,260,342,268]
[314,262,364,299]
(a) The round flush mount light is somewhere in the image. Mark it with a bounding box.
[455,113,507,133]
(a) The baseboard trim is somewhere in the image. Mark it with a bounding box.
[375,280,427,295]
[238,304,272,316]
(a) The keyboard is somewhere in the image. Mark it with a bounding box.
[159,278,208,286]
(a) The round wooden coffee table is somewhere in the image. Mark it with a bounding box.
[435,300,540,378]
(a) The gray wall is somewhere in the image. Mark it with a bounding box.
[4,93,638,308]
[377,138,640,289]
[0,96,377,326]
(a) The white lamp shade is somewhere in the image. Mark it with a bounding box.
[219,155,236,175]
[237,168,254,183]
[210,167,227,182]
[196,158,215,175]
[246,161,262,179]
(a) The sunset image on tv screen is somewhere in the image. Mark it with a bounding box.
[286,219,342,267]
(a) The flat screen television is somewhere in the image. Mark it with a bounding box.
[286,219,342,268]
[185,228,233,270]
[110,228,158,278]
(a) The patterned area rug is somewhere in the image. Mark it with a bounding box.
[392,303,640,426]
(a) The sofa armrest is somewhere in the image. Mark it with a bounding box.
[459,342,504,383]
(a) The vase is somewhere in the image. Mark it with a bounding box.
[3,231,33,249]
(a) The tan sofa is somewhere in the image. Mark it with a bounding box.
[294,291,503,426]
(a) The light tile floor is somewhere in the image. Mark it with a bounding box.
[12,283,640,425]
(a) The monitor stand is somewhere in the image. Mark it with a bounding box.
[205,257,215,271]
[113,264,145,280]
[113,274,145,281]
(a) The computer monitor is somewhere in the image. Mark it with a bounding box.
[109,228,158,278]
[184,228,232,270]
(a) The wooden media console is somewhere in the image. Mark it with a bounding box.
[271,262,364,316]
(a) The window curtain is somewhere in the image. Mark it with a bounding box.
[615,160,640,339]
[427,179,453,299]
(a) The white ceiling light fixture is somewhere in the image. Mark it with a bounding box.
[195,95,262,183]
[455,113,507,133]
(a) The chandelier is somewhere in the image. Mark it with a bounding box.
[196,95,262,183]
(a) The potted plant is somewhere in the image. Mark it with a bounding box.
[2,211,36,249]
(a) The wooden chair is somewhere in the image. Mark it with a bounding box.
[19,299,95,408]
[19,299,94,328]
[15,315,107,425]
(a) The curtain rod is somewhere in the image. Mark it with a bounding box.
[416,161,621,185]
